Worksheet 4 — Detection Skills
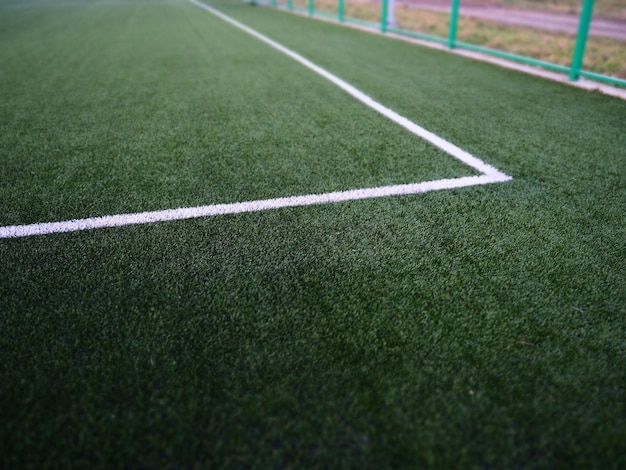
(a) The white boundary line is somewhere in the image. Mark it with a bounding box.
[0,176,507,238]
[189,0,505,178]
[0,0,511,239]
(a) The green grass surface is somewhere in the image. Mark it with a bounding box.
[1,0,626,467]
[0,0,471,226]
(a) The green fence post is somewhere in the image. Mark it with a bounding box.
[570,0,595,81]
[338,0,344,22]
[308,0,314,15]
[287,0,293,10]
[449,0,460,49]
[381,0,389,33]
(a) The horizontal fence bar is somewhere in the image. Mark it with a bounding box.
[454,41,572,74]
[578,69,626,87]
[317,10,337,20]
[345,16,380,30]
[387,27,448,46]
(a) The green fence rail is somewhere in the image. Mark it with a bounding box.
[274,0,626,88]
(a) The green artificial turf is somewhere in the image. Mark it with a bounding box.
[1,0,625,467]
[0,0,471,227]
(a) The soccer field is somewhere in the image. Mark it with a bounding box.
[1,0,625,466]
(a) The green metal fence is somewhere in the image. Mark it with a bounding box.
[271,0,626,88]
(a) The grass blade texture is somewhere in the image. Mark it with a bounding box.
[1,0,625,467]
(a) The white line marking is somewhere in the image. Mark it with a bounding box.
[0,175,509,238]
[0,1,511,239]
[189,0,506,178]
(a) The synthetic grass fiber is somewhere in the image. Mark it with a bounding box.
[1,0,625,467]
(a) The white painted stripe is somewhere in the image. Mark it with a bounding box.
[0,1,512,238]
[188,0,507,178]
[0,174,509,238]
